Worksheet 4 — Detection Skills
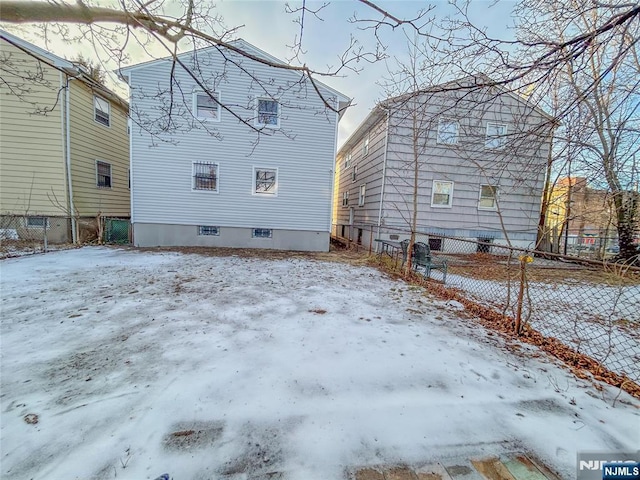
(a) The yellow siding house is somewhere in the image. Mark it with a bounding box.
[0,29,129,243]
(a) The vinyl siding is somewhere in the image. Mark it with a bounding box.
[0,38,67,216]
[335,115,387,230]
[128,48,339,231]
[68,81,130,217]
[380,88,550,240]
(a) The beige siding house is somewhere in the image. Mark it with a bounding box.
[0,30,129,243]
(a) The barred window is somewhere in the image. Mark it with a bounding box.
[252,228,272,238]
[256,99,279,126]
[96,161,112,188]
[94,95,110,127]
[193,162,218,191]
[198,226,219,236]
[254,168,277,195]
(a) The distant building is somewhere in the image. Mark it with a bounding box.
[334,77,553,251]
[546,177,617,252]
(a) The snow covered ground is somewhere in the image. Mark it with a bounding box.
[1,247,638,480]
[445,272,640,382]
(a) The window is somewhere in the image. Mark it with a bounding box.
[363,134,370,156]
[342,191,349,207]
[193,162,218,192]
[94,95,110,127]
[256,98,279,126]
[431,180,454,207]
[254,168,278,195]
[479,185,498,209]
[96,161,112,188]
[252,228,272,238]
[194,91,221,121]
[359,184,366,206]
[437,119,459,145]
[352,165,357,183]
[345,151,352,168]
[26,217,48,228]
[198,226,220,236]
[485,123,507,149]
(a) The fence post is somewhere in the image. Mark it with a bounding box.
[515,254,533,335]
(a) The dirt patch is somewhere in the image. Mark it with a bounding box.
[162,421,224,451]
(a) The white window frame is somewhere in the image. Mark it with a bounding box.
[359,184,366,207]
[253,167,278,196]
[193,90,221,122]
[351,165,357,183]
[363,134,370,156]
[478,185,499,210]
[96,160,112,189]
[345,151,352,168]
[94,95,110,127]
[192,162,219,193]
[26,217,49,228]
[255,97,280,128]
[342,191,349,207]
[198,225,220,236]
[431,180,454,208]
[485,122,508,149]
[252,228,273,238]
[436,118,459,145]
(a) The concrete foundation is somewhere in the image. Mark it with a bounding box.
[133,223,330,252]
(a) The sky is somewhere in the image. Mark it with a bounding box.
[1,0,517,146]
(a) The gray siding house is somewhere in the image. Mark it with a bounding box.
[119,40,349,251]
[334,78,552,251]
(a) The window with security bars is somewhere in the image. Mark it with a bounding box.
[257,99,279,126]
[94,95,110,127]
[194,92,220,120]
[252,228,272,238]
[479,185,498,209]
[26,217,48,227]
[254,168,277,195]
[96,161,112,188]
[198,226,219,236]
[193,162,218,191]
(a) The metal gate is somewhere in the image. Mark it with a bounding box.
[104,218,131,244]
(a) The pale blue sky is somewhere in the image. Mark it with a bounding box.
[3,0,516,145]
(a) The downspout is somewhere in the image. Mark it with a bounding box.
[328,97,341,240]
[64,75,78,243]
[376,110,390,242]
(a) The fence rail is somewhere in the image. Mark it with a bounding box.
[335,223,640,386]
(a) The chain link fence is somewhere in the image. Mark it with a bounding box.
[0,215,131,258]
[333,223,640,386]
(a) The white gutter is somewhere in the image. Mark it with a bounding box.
[65,76,77,243]
[376,110,390,242]
[129,72,135,229]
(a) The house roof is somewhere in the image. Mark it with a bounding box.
[117,38,351,115]
[0,29,128,110]
[337,74,554,156]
